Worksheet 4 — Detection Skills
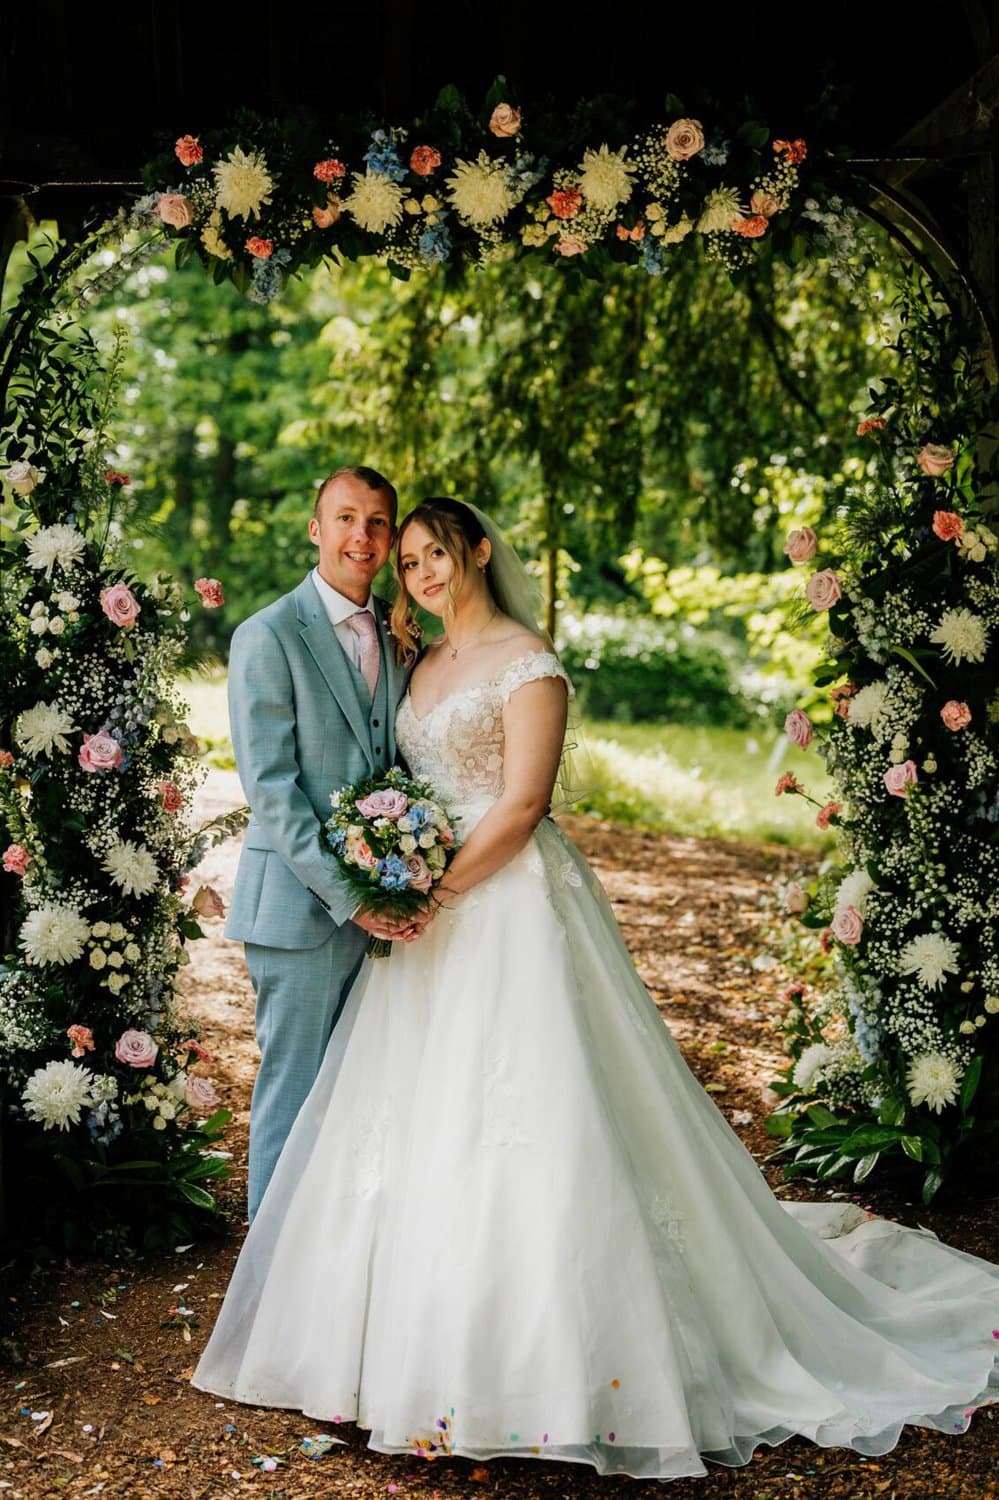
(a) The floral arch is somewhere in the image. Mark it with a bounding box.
[1,86,997,1248]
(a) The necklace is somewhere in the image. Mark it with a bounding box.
[445,609,497,661]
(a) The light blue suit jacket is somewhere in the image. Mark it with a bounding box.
[225,574,410,950]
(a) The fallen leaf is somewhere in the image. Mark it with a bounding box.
[44,1357,85,1369]
[33,1412,54,1436]
[52,1449,84,1463]
[141,1394,161,1406]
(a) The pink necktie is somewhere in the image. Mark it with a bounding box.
[345,610,381,698]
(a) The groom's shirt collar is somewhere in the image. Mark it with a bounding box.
[311,567,375,626]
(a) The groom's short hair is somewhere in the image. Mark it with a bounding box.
[315,466,398,523]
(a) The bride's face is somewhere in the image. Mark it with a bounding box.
[398,519,488,618]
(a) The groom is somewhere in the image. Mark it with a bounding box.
[225,465,411,1220]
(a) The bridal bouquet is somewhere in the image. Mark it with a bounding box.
[321,767,459,956]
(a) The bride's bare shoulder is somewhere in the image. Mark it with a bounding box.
[490,624,552,667]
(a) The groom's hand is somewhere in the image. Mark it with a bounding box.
[351,907,415,942]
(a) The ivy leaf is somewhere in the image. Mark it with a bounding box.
[960,1054,983,1115]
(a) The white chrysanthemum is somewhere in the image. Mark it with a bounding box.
[213,146,274,221]
[846,680,889,730]
[446,152,515,227]
[898,932,960,990]
[929,607,989,665]
[906,1052,961,1114]
[25,523,86,578]
[15,700,76,758]
[577,144,635,212]
[19,904,91,966]
[22,1059,93,1131]
[792,1041,833,1093]
[102,839,160,897]
[836,867,874,915]
[696,186,743,233]
[342,170,406,234]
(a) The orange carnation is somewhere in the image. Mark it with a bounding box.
[410,145,442,176]
[733,215,769,239]
[932,510,964,542]
[314,158,346,184]
[773,138,807,164]
[547,188,583,220]
[174,135,204,167]
[856,417,886,436]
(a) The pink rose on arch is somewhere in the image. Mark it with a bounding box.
[157,194,193,229]
[783,527,818,563]
[804,569,842,611]
[185,1075,221,1112]
[815,801,843,830]
[784,709,813,749]
[884,760,918,798]
[940,700,972,731]
[194,577,225,608]
[355,789,409,821]
[67,1024,95,1058]
[917,443,956,477]
[403,854,433,894]
[115,1028,158,1069]
[100,583,141,628]
[2,843,30,876]
[488,103,522,138]
[784,882,808,915]
[191,884,226,919]
[831,905,864,946]
[78,731,124,773]
[664,118,705,160]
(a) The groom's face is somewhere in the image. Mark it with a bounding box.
[309,476,395,605]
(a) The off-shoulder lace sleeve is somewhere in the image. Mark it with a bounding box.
[496,650,573,704]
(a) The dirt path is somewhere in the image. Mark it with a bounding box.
[2,772,997,1500]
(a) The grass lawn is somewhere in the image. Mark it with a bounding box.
[179,672,833,849]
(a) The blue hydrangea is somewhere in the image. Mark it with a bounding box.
[701,138,730,167]
[364,130,407,183]
[248,248,292,305]
[641,240,668,277]
[419,218,452,265]
[325,825,347,854]
[376,854,412,891]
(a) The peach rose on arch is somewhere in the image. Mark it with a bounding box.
[784,527,817,563]
[191,884,226,919]
[665,119,705,160]
[804,569,842,611]
[831,905,864,946]
[78,731,124,773]
[489,103,522,138]
[784,709,813,749]
[917,443,956,477]
[157,194,192,229]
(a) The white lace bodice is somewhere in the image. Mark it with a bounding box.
[396,649,571,808]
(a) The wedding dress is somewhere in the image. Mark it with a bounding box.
[193,649,999,1480]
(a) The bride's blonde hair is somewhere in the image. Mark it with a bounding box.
[390,498,494,664]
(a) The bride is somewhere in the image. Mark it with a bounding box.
[193,498,999,1480]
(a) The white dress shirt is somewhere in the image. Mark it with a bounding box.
[311,567,377,673]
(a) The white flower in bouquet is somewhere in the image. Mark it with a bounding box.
[446,152,515,226]
[102,839,160,897]
[846,680,890,731]
[836,867,874,915]
[906,1051,961,1113]
[213,146,274,220]
[20,903,91,966]
[792,1041,833,1092]
[342,170,406,233]
[929,607,989,665]
[577,145,635,212]
[696,186,743,233]
[15,700,76,758]
[5,460,41,495]
[89,1073,119,1104]
[25,523,86,578]
[898,932,960,990]
[22,1059,93,1130]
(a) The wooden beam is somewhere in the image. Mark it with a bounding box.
[881,53,999,189]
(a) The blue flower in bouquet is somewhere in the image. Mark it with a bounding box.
[364,130,407,183]
[325,824,347,855]
[376,854,412,891]
[419,218,452,265]
[641,239,668,277]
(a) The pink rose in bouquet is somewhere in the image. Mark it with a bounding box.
[157,194,193,229]
[100,583,141,628]
[784,709,813,749]
[355,789,409,821]
[185,1075,221,1112]
[115,1028,158,1068]
[403,854,433,893]
[783,527,817,563]
[78,731,124,773]
[884,760,918,798]
[940,700,972,731]
[804,569,841,611]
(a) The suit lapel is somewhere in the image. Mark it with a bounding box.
[295,576,372,759]
[374,596,410,765]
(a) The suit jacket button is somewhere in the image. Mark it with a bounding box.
[375,746,383,756]
[372,718,380,727]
